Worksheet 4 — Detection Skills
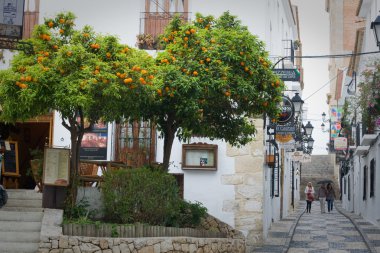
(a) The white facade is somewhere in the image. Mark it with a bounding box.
[340,0,380,227]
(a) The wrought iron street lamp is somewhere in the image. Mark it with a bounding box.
[291,92,304,115]
[304,121,314,136]
[371,15,380,49]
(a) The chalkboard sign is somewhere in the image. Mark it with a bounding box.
[0,141,19,176]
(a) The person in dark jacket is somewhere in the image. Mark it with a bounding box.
[317,183,327,213]
[326,183,336,212]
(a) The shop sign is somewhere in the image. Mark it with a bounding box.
[273,69,300,81]
[276,133,294,143]
[276,124,296,134]
[291,151,303,162]
[301,154,311,163]
[277,96,294,125]
[334,137,347,151]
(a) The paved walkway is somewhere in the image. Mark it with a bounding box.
[253,201,380,253]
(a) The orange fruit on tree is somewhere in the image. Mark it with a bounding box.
[59,18,65,24]
[67,51,72,57]
[59,29,64,34]
[124,78,133,84]
[25,76,32,82]
[48,21,54,28]
[240,62,245,66]
[240,51,244,55]
[185,30,190,35]
[193,71,198,76]
[148,75,154,79]
[263,101,268,107]
[106,52,111,58]
[206,58,211,62]
[139,77,145,83]
[141,69,147,75]
[225,91,231,97]
[190,28,196,34]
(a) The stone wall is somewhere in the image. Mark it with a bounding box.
[199,214,244,239]
[222,118,265,251]
[38,236,245,253]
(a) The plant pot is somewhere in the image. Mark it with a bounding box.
[266,155,275,167]
[30,159,43,192]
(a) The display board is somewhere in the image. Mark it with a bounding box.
[0,140,19,176]
[43,147,70,186]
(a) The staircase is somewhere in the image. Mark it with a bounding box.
[0,189,43,253]
[300,155,339,199]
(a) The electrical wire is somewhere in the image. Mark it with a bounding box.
[303,71,342,101]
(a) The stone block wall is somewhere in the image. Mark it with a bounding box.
[38,236,245,253]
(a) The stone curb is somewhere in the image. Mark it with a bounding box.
[283,203,306,253]
[335,202,377,253]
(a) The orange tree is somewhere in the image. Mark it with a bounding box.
[153,12,284,170]
[0,12,155,201]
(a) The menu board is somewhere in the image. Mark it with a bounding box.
[43,147,70,186]
[0,140,19,176]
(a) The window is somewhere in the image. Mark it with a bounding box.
[182,143,217,170]
[370,159,375,198]
[363,165,368,200]
[115,120,156,168]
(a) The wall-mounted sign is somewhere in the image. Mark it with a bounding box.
[273,69,300,81]
[334,137,347,151]
[277,96,294,125]
[80,122,108,160]
[0,0,25,39]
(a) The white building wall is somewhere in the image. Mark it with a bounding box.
[156,137,236,227]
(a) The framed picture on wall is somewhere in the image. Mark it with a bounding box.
[182,143,217,170]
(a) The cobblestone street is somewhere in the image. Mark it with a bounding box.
[254,201,380,253]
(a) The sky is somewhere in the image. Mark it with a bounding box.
[38,0,331,154]
[292,0,330,155]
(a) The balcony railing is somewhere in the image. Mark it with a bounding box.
[138,11,191,49]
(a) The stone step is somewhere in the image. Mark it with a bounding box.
[5,198,42,208]
[0,231,40,243]
[0,210,43,221]
[1,206,44,212]
[0,242,40,253]
[0,220,42,232]
[6,189,43,200]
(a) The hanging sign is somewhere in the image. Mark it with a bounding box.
[273,69,300,81]
[291,151,303,162]
[334,137,347,151]
[277,96,294,125]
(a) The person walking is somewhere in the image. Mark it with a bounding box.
[317,183,327,213]
[326,183,336,212]
[304,182,315,213]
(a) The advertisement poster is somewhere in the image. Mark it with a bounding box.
[80,122,108,160]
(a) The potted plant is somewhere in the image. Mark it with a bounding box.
[29,148,44,192]
[136,34,157,50]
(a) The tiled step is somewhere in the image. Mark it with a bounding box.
[0,242,39,253]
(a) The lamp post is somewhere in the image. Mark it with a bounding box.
[371,15,380,50]
[321,112,333,152]
[291,92,304,116]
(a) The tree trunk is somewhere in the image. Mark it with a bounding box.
[162,117,176,171]
[66,121,84,209]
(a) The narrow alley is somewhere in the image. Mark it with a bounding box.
[254,201,380,253]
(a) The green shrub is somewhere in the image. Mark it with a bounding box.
[102,168,207,227]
